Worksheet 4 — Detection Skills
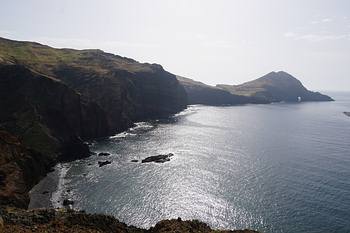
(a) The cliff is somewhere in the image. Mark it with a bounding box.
[217,71,333,103]
[0,37,187,134]
[0,37,187,208]
[0,207,259,233]
[0,64,110,207]
[177,76,267,105]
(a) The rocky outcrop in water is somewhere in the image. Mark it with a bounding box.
[98,161,112,167]
[344,112,350,117]
[0,207,260,233]
[142,153,174,163]
[217,71,333,103]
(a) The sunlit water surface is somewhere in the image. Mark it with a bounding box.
[39,92,350,233]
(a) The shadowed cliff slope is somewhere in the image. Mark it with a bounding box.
[0,37,187,208]
[0,37,187,135]
[217,71,333,103]
[0,65,109,207]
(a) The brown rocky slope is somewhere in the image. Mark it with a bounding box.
[0,207,258,233]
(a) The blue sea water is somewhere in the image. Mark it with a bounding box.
[41,92,350,232]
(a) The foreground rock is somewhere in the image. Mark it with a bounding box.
[0,207,259,233]
[344,112,350,117]
[142,153,174,163]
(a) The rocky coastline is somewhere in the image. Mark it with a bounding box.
[0,37,334,232]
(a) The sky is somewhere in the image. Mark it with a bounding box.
[1,0,350,91]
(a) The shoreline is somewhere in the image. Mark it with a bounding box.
[28,166,58,209]
[28,163,70,209]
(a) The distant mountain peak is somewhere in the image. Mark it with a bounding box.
[217,71,333,102]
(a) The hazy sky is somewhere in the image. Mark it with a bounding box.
[1,0,349,91]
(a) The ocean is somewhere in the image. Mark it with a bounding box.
[30,92,350,233]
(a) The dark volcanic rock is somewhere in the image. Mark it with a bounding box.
[62,199,74,206]
[177,76,267,105]
[98,152,110,156]
[142,153,174,163]
[344,112,350,117]
[131,159,139,162]
[217,71,333,103]
[98,161,112,167]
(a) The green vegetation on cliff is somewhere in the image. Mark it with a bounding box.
[0,37,187,135]
[0,37,187,208]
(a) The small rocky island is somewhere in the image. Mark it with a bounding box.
[344,112,350,117]
[142,153,174,163]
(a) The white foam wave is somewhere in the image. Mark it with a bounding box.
[109,132,137,139]
[174,106,198,117]
[109,122,154,139]
[51,163,70,208]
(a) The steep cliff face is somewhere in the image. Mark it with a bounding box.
[54,63,187,133]
[0,64,113,207]
[0,37,187,135]
[217,71,333,103]
[177,76,267,105]
[0,65,108,156]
